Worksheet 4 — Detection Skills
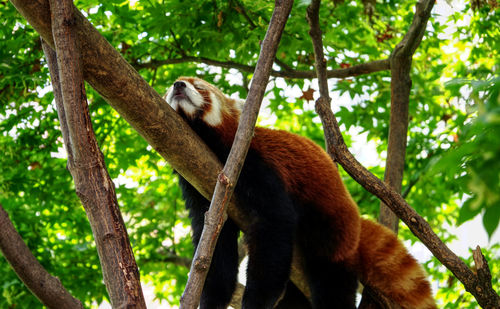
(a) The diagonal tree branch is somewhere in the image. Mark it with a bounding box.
[309,0,500,306]
[42,0,146,306]
[0,203,84,309]
[133,55,390,80]
[180,1,294,308]
[11,0,313,302]
[315,79,500,309]
[306,1,399,308]
[308,0,500,308]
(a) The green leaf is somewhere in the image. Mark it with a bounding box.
[483,206,500,239]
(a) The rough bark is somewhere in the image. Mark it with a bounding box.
[378,0,434,234]
[10,0,243,225]
[10,0,310,299]
[306,1,399,307]
[308,0,499,307]
[0,204,84,309]
[180,1,294,307]
[473,246,500,309]
[42,1,146,306]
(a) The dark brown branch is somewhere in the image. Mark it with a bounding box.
[133,55,390,79]
[472,246,500,308]
[232,0,257,29]
[394,0,435,58]
[0,203,84,309]
[379,0,435,234]
[306,0,333,154]
[306,1,398,308]
[180,1,294,308]
[43,1,146,306]
[308,0,499,308]
[315,90,500,308]
[313,43,500,309]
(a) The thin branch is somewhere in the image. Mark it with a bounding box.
[133,55,390,79]
[43,1,146,306]
[315,84,500,309]
[169,29,186,57]
[306,1,398,307]
[179,1,294,308]
[232,0,257,29]
[379,0,435,234]
[0,203,84,309]
[394,0,434,58]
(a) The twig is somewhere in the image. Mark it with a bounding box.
[0,203,84,309]
[133,55,390,79]
[232,0,257,29]
[43,1,146,306]
[179,1,294,308]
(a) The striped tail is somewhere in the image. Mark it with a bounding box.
[352,219,437,309]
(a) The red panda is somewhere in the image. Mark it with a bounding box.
[165,77,436,309]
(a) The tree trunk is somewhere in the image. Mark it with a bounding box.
[42,0,146,304]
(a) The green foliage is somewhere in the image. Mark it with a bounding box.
[435,77,500,237]
[1,0,499,308]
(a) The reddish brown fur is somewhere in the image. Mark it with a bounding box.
[348,219,437,309]
[250,128,361,260]
[171,77,436,308]
[183,77,361,261]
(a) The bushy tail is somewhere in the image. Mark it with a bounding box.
[351,219,437,309]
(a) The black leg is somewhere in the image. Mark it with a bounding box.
[303,254,358,309]
[231,151,298,309]
[242,215,296,309]
[178,176,240,309]
[200,219,239,309]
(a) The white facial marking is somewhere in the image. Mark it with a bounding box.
[203,92,223,126]
[164,87,177,109]
[164,80,204,116]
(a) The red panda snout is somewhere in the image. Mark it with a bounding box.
[165,79,204,116]
[165,77,233,127]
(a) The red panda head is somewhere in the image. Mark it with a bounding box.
[165,77,243,127]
